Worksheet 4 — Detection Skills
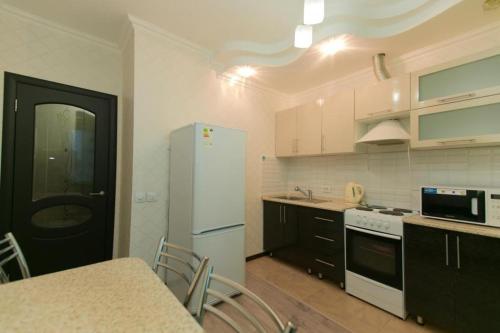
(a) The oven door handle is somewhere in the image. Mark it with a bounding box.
[346,225,402,240]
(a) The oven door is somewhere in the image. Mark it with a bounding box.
[345,225,403,290]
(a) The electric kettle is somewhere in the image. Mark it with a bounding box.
[345,182,365,204]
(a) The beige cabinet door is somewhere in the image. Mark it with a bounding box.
[275,108,297,157]
[322,89,356,154]
[296,102,322,156]
[355,74,410,120]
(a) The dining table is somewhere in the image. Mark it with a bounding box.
[0,257,204,332]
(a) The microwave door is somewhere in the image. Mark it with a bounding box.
[422,188,486,223]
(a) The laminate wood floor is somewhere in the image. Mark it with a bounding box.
[203,256,447,333]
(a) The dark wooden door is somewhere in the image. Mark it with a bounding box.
[454,233,500,333]
[1,73,116,277]
[263,201,284,252]
[404,224,456,330]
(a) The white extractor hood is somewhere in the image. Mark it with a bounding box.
[356,119,410,145]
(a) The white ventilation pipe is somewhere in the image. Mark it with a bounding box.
[372,53,391,81]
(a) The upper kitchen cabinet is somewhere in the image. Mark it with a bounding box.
[411,49,500,109]
[275,108,297,157]
[355,74,410,121]
[275,103,322,157]
[322,89,356,154]
[297,102,322,156]
[411,94,500,149]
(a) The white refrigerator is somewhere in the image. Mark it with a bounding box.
[167,123,246,309]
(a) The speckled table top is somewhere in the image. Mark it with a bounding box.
[0,257,204,333]
[262,193,359,212]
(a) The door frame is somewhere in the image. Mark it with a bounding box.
[0,72,117,258]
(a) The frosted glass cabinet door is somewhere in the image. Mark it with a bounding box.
[411,50,500,109]
[411,95,500,149]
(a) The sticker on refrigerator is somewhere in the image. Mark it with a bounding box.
[202,127,214,147]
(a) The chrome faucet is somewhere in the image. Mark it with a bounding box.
[295,186,313,200]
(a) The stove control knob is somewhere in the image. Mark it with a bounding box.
[383,223,390,229]
[376,222,383,229]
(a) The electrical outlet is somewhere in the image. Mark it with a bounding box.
[146,192,157,202]
[135,192,146,203]
[321,185,332,193]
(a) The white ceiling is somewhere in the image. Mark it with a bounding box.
[2,0,499,94]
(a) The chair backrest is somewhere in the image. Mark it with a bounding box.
[0,232,31,284]
[152,236,209,307]
[198,266,297,333]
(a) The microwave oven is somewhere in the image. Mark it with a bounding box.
[421,186,500,227]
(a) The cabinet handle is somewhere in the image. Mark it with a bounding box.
[438,139,476,145]
[457,235,461,269]
[315,235,335,242]
[279,205,282,224]
[445,233,449,266]
[437,93,476,103]
[314,217,334,223]
[321,135,326,152]
[368,109,392,116]
[296,139,299,153]
[283,206,287,224]
[315,259,336,268]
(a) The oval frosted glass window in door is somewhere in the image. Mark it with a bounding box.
[32,104,96,200]
[32,205,92,228]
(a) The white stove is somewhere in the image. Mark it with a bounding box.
[345,205,416,236]
[344,205,417,319]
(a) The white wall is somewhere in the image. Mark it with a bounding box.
[0,8,124,255]
[128,24,290,262]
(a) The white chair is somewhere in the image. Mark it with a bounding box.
[198,266,297,333]
[0,232,31,284]
[152,236,209,309]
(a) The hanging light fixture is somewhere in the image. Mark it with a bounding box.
[304,0,325,25]
[294,25,313,48]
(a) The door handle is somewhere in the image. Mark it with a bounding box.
[445,233,449,266]
[89,190,105,196]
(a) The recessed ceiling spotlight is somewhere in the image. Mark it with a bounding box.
[236,66,256,78]
[320,37,347,56]
[295,25,313,48]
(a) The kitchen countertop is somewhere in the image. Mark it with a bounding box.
[0,257,203,333]
[262,193,359,212]
[403,215,500,239]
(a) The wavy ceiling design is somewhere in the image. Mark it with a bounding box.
[213,0,463,73]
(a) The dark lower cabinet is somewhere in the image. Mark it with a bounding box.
[263,200,345,286]
[454,233,500,333]
[404,224,500,333]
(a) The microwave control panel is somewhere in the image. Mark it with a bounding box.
[489,193,500,225]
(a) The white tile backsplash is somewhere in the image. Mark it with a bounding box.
[263,147,500,211]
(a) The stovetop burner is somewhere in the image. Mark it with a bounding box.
[393,208,413,214]
[356,207,373,211]
[379,210,404,216]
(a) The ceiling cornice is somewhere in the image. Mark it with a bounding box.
[213,0,462,73]
[0,3,120,52]
[293,20,500,103]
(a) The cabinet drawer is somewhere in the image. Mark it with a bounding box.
[312,233,343,256]
[312,253,345,281]
[311,212,343,233]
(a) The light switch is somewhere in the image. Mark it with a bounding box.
[135,192,146,203]
[146,192,157,202]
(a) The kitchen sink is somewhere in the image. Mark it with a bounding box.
[272,195,330,204]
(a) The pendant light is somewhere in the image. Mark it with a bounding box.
[304,0,325,25]
[294,25,313,48]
